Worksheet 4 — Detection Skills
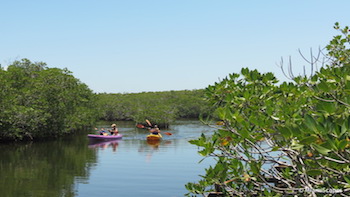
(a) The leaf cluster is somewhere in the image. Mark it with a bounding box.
[186,23,350,196]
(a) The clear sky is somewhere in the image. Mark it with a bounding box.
[1,0,349,93]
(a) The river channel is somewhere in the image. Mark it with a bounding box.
[0,120,215,197]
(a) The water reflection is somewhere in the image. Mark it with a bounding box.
[0,120,215,197]
[137,140,174,163]
[77,120,215,197]
[88,139,121,152]
[0,135,97,197]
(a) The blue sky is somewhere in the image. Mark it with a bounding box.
[1,1,349,93]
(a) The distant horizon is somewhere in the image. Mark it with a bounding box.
[94,87,206,94]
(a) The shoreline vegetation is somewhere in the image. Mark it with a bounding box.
[0,59,98,142]
[0,60,212,141]
[185,23,350,196]
[96,90,213,128]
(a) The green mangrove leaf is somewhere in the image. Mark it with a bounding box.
[279,127,292,138]
[318,81,330,92]
[300,136,318,145]
[312,144,331,155]
[291,139,304,150]
[305,114,318,133]
[344,175,350,185]
[307,169,322,176]
[338,139,348,151]
[321,102,337,114]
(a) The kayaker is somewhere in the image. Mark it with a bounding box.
[100,128,107,135]
[109,124,119,135]
[150,125,160,135]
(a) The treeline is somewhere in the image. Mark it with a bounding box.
[0,59,98,141]
[96,90,212,127]
[0,58,211,140]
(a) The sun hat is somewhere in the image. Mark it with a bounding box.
[111,124,117,127]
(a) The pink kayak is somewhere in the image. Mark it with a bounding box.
[87,134,123,139]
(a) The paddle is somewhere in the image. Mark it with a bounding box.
[145,119,173,136]
[146,119,152,127]
[136,124,156,130]
[136,124,146,129]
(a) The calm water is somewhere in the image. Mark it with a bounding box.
[0,120,215,197]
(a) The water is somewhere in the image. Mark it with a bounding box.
[0,120,215,197]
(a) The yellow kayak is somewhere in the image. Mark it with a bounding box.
[147,133,162,140]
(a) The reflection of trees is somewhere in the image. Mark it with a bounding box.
[0,135,97,197]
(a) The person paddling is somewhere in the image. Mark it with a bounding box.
[144,120,172,136]
[150,125,160,135]
[100,128,107,135]
[109,124,119,135]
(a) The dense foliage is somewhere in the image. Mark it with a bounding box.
[0,59,98,141]
[186,23,350,196]
[96,90,212,127]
